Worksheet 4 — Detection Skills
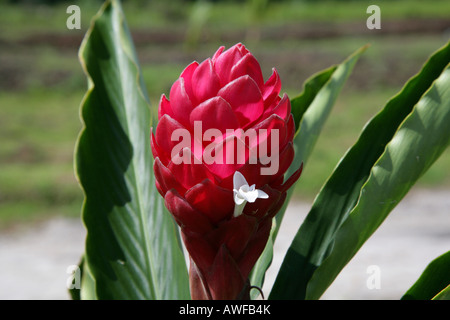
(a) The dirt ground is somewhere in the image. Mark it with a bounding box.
[0,188,448,300]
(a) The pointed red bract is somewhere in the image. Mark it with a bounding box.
[170,78,195,127]
[192,59,221,102]
[217,75,264,127]
[214,45,245,86]
[189,96,240,132]
[185,179,234,225]
[206,245,247,300]
[230,53,264,87]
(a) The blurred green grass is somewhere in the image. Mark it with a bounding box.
[0,0,449,228]
[1,0,450,38]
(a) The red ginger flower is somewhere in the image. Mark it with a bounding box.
[151,43,302,300]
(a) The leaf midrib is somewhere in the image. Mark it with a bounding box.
[109,1,159,300]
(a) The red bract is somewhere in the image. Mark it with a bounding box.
[151,43,302,300]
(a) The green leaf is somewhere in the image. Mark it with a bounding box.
[75,0,189,299]
[402,251,450,300]
[249,46,367,298]
[433,285,450,300]
[281,45,368,238]
[269,41,450,300]
[80,258,97,300]
[290,65,337,132]
[65,256,99,300]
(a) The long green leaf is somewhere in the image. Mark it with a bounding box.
[290,65,338,132]
[249,46,366,298]
[270,41,450,300]
[80,258,97,300]
[433,285,450,300]
[402,251,450,300]
[75,0,189,299]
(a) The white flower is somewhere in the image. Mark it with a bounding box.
[233,171,269,217]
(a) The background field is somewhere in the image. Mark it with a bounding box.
[0,0,449,229]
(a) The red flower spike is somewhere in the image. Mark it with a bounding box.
[151,43,302,300]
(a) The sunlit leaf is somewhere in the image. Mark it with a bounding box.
[402,251,450,300]
[75,0,189,300]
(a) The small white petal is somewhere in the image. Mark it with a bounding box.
[233,171,248,190]
[257,190,269,199]
[240,185,250,192]
[242,189,259,203]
